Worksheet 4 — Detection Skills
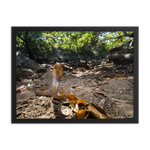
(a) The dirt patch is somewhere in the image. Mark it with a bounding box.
[16,65,134,119]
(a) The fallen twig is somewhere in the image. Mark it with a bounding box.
[128,79,134,84]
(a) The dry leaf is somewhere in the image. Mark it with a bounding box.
[61,92,66,99]
[115,74,125,78]
[66,94,78,102]
[73,103,79,112]
[72,85,78,88]
[70,102,75,110]
[110,74,117,78]
[87,103,109,119]
[75,110,89,119]
[77,99,86,106]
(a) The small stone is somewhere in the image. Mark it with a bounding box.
[106,78,110,81]
[61,108,73,116]
[128,76,134,80]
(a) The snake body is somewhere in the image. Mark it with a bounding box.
[34,63,63,99]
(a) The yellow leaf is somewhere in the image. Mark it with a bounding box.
[61,92,66,99]
[72,85,78,88]
[77,99,86,106]
[70,102,75,110]
[75,110,89,119]
[66,94,78,102]
[115,74,125,78]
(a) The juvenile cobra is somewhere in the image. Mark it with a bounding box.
[34,63,63,99]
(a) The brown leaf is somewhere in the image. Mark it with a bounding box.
[16,88,22,93]
[77,99,86,106]
[110,74,117,78]
[87,103,109,119]
[66,94,78,103]
[75,110,89,119]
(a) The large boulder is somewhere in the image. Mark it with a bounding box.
[107,53,134,63]
[16,51,42,79]
[16,67,36,79]
[16,51,41,71]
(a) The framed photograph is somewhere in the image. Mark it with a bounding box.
[11,27,138,123]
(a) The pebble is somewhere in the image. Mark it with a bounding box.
[106,78,110,81]
[128,76,134,80]
[61,108,73,116]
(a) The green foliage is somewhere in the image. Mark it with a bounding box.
[16,31,56,58]
[52,31,98,52]
[16,30,133,61]
[101,31,133,51]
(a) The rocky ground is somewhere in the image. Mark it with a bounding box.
[16,61,134,119]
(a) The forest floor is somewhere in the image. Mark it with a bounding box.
[16,62,134,119]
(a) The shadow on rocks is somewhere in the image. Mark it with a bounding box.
[52,99,75,119]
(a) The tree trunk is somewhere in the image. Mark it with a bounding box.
[17,31,34,60]
[25,31,34,59]
[25,41,33,59]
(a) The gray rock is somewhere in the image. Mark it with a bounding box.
[17,67,36,78]
[16,51,41,71]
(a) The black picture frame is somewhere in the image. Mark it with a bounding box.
[12,26,138,123]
